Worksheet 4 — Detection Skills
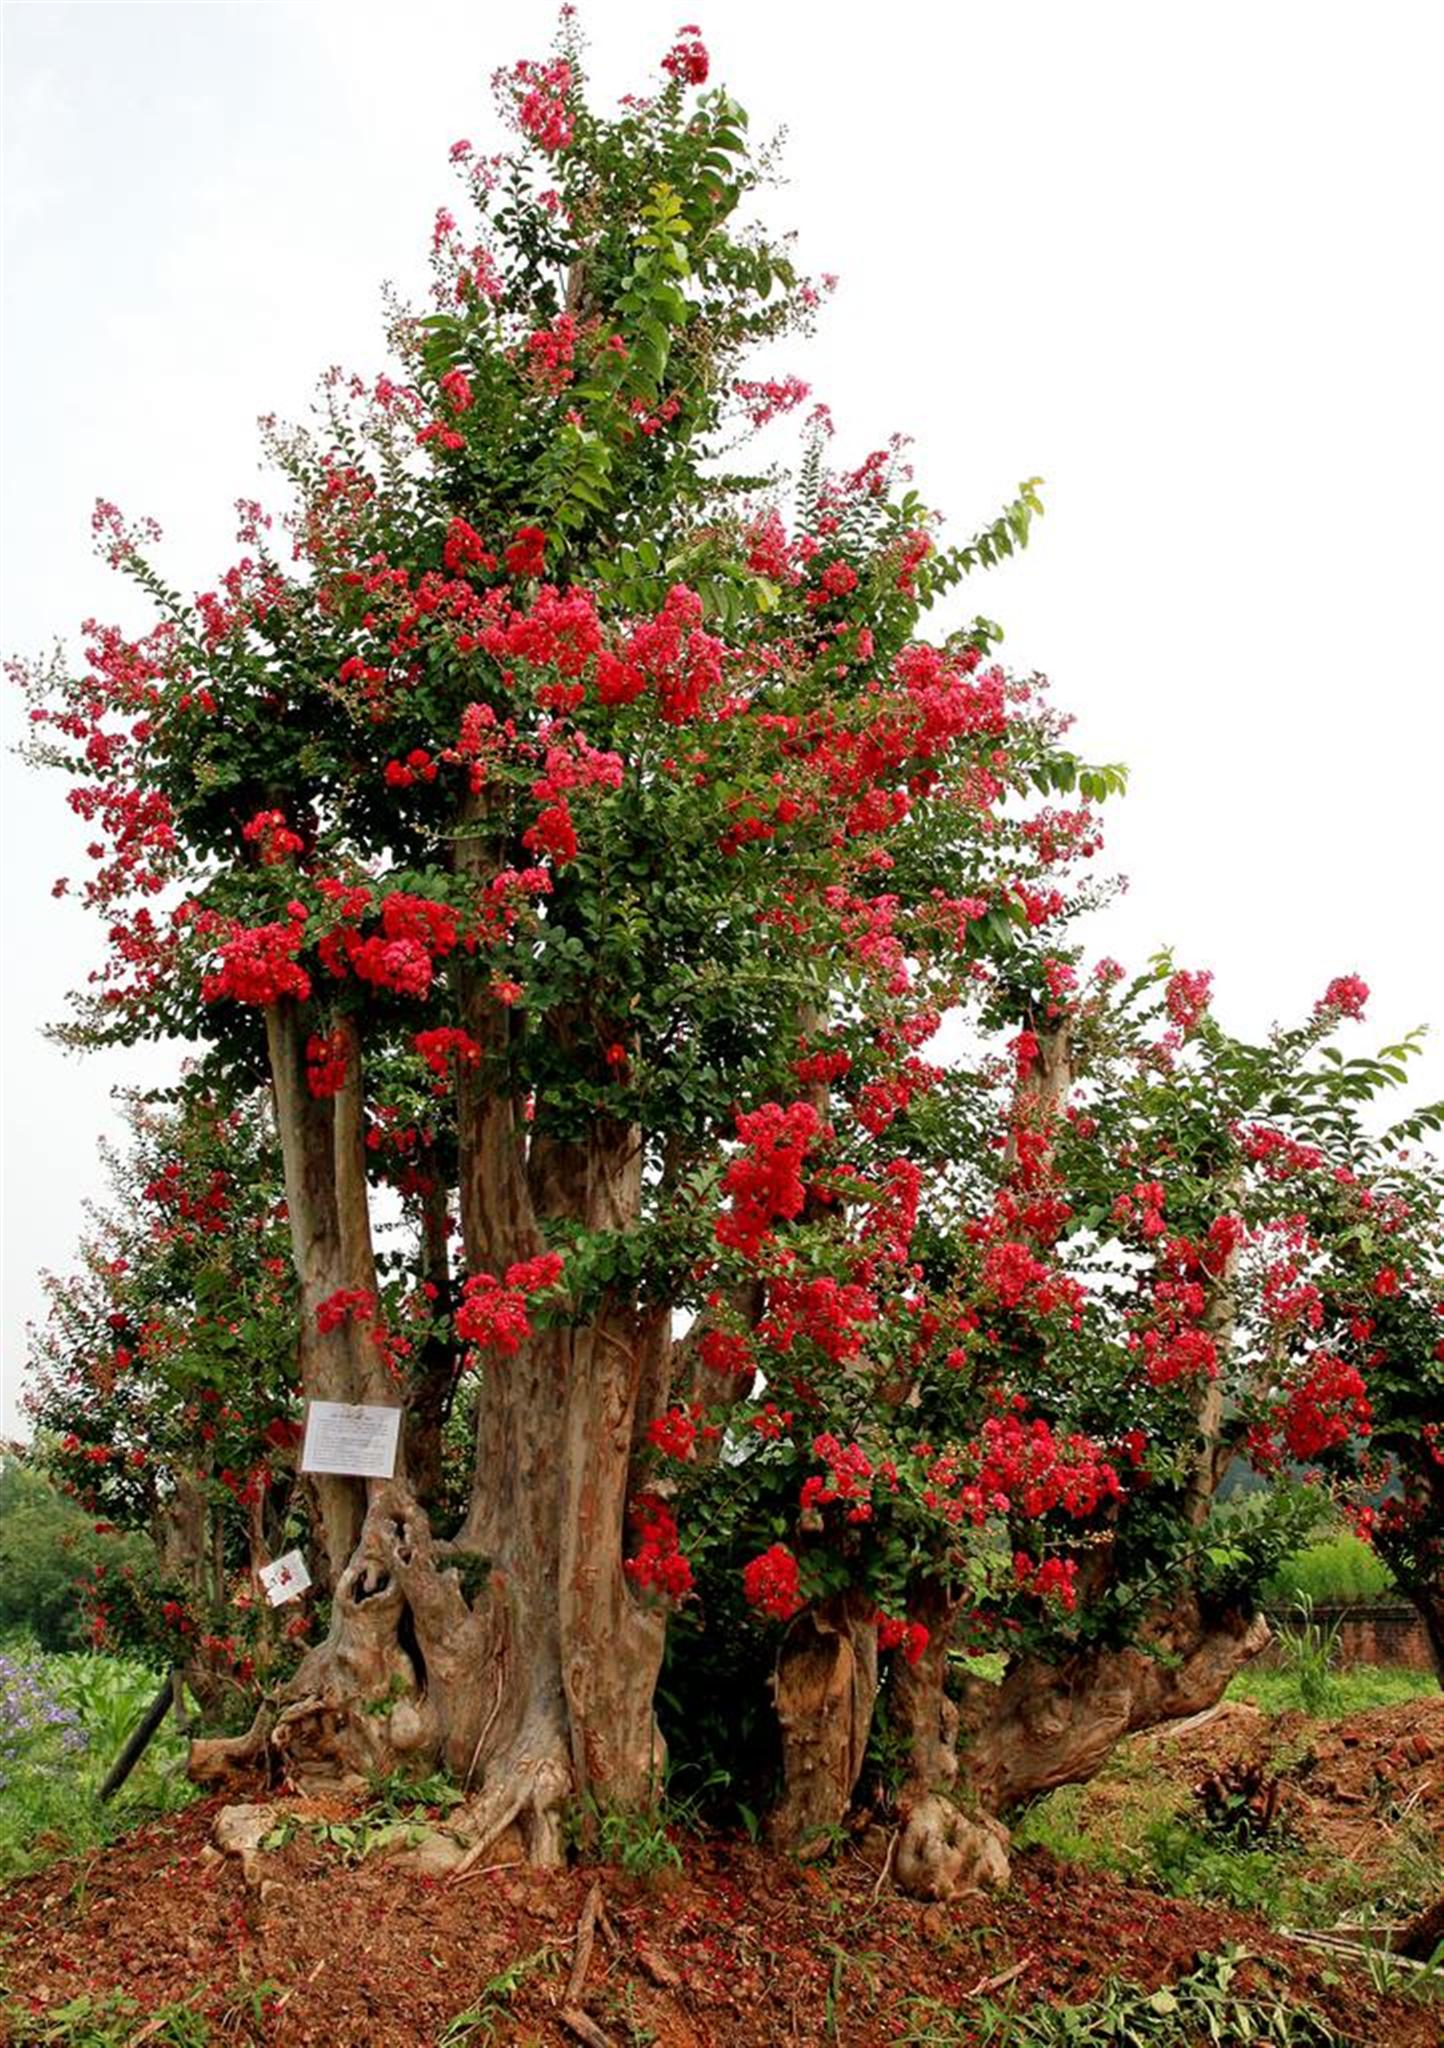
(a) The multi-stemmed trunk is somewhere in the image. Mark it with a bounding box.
[195,853,674,1853]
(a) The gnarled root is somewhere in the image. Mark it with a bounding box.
[452,1718,574,1873]
[189,1707,277,1791]
[885,1584,1010,1898]
[895,1795,1010,1900]
[192,1480,498,1795]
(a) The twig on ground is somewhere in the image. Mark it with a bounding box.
[869,1827,899,1902]
[967,1957,1032,1997]
[558,1878,610,2046]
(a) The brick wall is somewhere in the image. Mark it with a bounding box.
[1260,1602,1435,1673]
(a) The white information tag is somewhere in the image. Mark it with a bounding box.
[300,1400,402,1479]
[258,1549,312,1607]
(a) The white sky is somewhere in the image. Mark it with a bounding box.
[3,0,1442,1436]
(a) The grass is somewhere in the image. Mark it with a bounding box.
[1011,1782,1379,1938]
[1226,1665,1437,1715]
[0,1637,198,1883]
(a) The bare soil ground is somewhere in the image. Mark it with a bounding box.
[1,1700,1440,2046]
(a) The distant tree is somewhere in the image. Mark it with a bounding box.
[24,1088,306,1710]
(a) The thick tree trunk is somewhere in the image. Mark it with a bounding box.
[1383,1459,1444,1689]
[192,1479,507,1799]
[766,1592,878,1853]
[201,837,766,1848]
[886,1583,1009,1898]
[1417,1587,1444,1686]
[957,1595,1269,1814]
[402,1171,460,1511]
[1394,1560,1444,1688]
[1184,1171,1244,1529]
[265,1004,390,1580]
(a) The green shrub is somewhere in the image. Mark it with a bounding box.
[1264,1530,1397,1606]
[0,1460,150,1652]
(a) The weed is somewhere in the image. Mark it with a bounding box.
[437,1950,549,2045]
[1377,1816,1444,1918]
[0,1638,198,1881]
[896,1945,1347,2044]
[1194,1757,1289,1844]
[364,1765,463,1817]
[598,1980,659,2045]
[599,1805,683,1878]
[1,1990,210,2046]
[1272,1596,1343,1716]
[1009,1784,1138,1877]
[821,1940,883,2039]
[1143,1816,1287,1919]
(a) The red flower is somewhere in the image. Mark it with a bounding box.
[505,525,548,578]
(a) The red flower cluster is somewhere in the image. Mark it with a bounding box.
[697,1326,756,1379]
[1316,973,1369,1020]
[624,1493,693,1602]
[455,1273,533,1354]
[315,1288,375,1333]
[981,1239,1049,1310]
[875,1613,930,1664]
[620,583,724,724]
[661,25,709,85]
[241,809,304,865]
[742,1543,804,1621]
[800,1433,874,1522]
[441,517,496,577]
[1239,1124,1324,1180]
[969,1414,1122,1522]
[202,908,310,1006]
[1013,1552,1079,1610]
[413,1025,482,1082]
[305,1028,349,1098]
[1280,1352,1372,1460]
[733,375,810,428]
[334,892,460,999]
[499,57,574,154]
[505,525,548,578]
[1164,967,1213,1035]
[454,1251,564,1356]
[523,312,577,392]
[715,1099,823,1258]
[647,1406,698,1460]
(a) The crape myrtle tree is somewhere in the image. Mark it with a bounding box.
[17,19,1114,1859]
[15,17,1440,1887]
[24,1087,310,1713]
